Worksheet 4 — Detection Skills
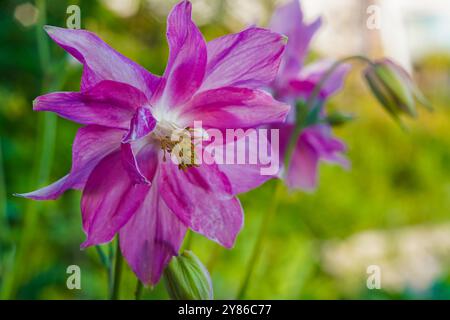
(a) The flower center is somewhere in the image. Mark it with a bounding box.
[151,120,199,171]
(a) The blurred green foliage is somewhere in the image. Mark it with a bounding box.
[1,0,449,299]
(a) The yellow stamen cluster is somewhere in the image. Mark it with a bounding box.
[155,127,199,171]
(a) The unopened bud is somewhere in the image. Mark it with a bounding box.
[364,58,431,119]
[164,250,213,300]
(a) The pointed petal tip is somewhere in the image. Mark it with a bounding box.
[80,240,91,249]
[12,192,50,200]
[32,97,39,110]
[43,25,59,34]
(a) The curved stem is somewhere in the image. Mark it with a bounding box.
[237,55,375,300]
[284,55,374,172]
[236,181,284,299]
[110,237,123,300]
[0,138,6,225]
[135,279,143,300]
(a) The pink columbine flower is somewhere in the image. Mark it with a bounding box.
[17,1,289,285]
[269,0,350,191]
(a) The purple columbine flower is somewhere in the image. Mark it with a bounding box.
[17,0,289,285]
[269,0,350,191]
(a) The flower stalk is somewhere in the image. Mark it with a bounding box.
[110,236,123,300]
[237,181,284,299]
[1,0,60,299]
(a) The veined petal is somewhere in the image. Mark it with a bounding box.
[121,107,157,184]
[16,126,123,200]
[33,80,149,129]
[160,161,242,248]
[120,174,187,285]
[270,0,321,80]
[156,1,207,108]
[80,151,151,248]
[182,87,290,129]
[81,145,159,248]
[122,107,156,143]
[199,27,286,91]
[121,143,150,185]
[216,132,275,194]
[44,26,160,98]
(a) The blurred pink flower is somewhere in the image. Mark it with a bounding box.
[270,0,350,191]
[18,1,289,285]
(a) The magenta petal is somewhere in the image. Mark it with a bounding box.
[44,26,160,98]
[287,135,319,191]
[160,161,243,248]
[81,151,151,248]
[121,143,150,185]
[270,0,321,80]
[122,107,156,143]
[182,87,290,129]
[286,126,349,191]
[120,180,187,285]
[121,108,157,184]
[157,1,206,108]
[297,60,351,98]
[33,80,149,129]
[303,126,350,167]
[216,132,275,194]
[200,27,286,91]
[16,125,123,200]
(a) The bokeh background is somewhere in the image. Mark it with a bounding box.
[1,0,450,299]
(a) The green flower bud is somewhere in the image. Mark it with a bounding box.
[164,250,213,300]
[364,58,431,119]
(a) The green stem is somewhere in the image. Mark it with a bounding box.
[0,138,6,224]
[110,237,123,300]
[95,245,114,295]
[0,0,60,300]
[135,279,143,300]
[236,181,284,299]
[284,55,374,172]
[237,55,375,300]
[182,229,193,251]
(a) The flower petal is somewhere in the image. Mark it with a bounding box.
[160,161,243,248]
[16,125,123,200]
[33,80,149,129]
[44,26,160,98]
[209,130,278,194]
[121,143,150,185]
[155,1,207,108]
[121,107,157,184]
[287,126,349,191]
[199,27,286,91]
[120,175,187,285]
[287,134,319,191]
[122,107,156,143]
[182,87,290,129]
[270,0,321,80]
[80,151,151,247]
[292,60,351,99]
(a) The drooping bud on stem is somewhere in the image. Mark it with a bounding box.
[164,250,213,300]
[364,58,432,119]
